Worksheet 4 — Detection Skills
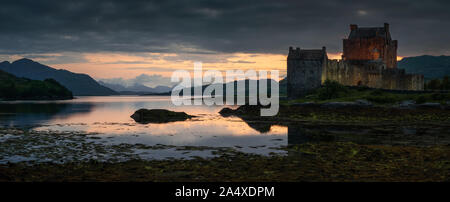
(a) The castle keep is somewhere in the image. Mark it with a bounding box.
[287,23,424,99]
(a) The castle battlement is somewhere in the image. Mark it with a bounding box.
[287,23,424,99]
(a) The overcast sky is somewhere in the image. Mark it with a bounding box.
[0,0,449,80]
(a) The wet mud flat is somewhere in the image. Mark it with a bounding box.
[0,128,239,165]
[0,141,448,182]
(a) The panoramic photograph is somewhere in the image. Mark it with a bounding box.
[0,0,449,200]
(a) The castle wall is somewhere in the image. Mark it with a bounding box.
[400,74,424,91]
[323,60,424,90]
[323,60,383,87]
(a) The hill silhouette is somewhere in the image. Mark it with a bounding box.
[398,55,450,80]
[0,59,118,96]
[98,80,171,94]
[0,69,73,100]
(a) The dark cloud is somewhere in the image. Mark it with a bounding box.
[0,0,449,56]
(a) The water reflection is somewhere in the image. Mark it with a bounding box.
[0,102,95,127]
[0,96,288,156]
[219,113,450,146]
[2,96,447,160]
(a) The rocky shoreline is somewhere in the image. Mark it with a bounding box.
[219,101,450,124]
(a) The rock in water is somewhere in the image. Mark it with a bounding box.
[218,107,234,117]
[355,99,372,106]
[398,100,416,108]
[131,109,194,123]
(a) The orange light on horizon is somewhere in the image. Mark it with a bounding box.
[51,52,287,79]
[397,56,404,61]
[327,52,342,60]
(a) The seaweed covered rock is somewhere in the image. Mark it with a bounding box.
[131,109,194,123]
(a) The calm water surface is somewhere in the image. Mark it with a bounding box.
[0,96,287,162]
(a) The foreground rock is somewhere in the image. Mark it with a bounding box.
[416,102,442,109]
[398,100,416,109]
[321,100,373,108]
[131,109,194,123]
[397,101,445,109]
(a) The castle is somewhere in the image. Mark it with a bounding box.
[287,23,424,99]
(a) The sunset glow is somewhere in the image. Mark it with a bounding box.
[328,52,343,60]
[24,52,289,79]
[1,51,353,80]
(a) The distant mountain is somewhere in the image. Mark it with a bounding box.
[0,59,118,96]
[98,80,172,94]
[398,55,450,80]
[172,79,284,97]
[152,85,173,93]
[0,69,73,100]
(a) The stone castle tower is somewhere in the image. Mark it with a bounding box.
[287,23,424,99]
[343,23,398,68]
[287,47,327,99]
